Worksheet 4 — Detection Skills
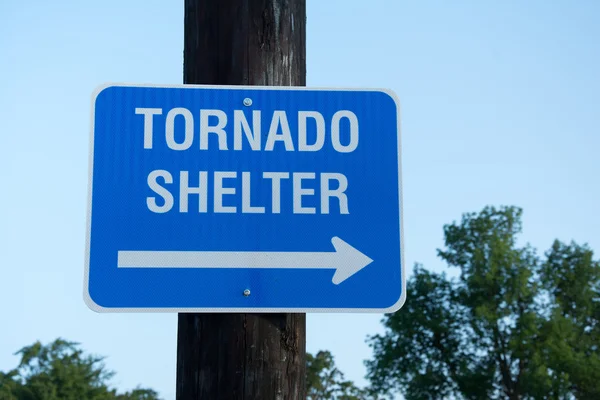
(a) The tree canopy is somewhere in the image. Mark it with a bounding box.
[0,339,160,400]
[366,205,600,400]
[306,350,379,400]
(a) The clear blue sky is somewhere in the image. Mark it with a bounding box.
[1,1,599,399]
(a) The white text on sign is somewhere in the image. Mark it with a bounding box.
[135,107,359,215]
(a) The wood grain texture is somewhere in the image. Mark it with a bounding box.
[177,1,307,399]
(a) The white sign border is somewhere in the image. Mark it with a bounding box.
[84,82,405,314]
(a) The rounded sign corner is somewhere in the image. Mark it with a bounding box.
[373,87,400,108]
[83,287,109,313]
[91,83,117,105]
[381,288,406,314]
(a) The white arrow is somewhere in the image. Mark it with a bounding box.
[117,236,373,285]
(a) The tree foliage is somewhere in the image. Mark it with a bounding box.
[306,350,382,400]
[0,339,161,400]
[366,205,600,400]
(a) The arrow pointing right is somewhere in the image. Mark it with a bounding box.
[117,236,374,285]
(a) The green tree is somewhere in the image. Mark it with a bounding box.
[306,350,381,400]
[538,240,600,399]
[0,338,161,400]
[365,206,600,400]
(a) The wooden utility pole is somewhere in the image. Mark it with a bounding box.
[177,1,307,399]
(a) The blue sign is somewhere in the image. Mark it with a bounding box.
[85,83,404,312]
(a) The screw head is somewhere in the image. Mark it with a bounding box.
[243,289,251,297]
[243,98,253,107]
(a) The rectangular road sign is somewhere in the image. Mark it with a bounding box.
[85,83,404,312]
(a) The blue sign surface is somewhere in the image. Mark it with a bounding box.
[85,83,404,312]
